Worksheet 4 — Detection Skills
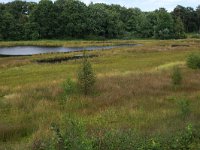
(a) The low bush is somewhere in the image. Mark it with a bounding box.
[50,120,93,150]
[41,123,200,150]
[178,98,191,119]
[191,34,200,39]
[171,66,182,86]
[62,77,77,99]
[187,53,200,69]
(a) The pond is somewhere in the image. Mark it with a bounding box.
[0,44,141,56]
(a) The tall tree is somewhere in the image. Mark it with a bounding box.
[31,0,57,38]
[55,0,88,38]
[196,5,200,33]
[185,7,198,32]
[1,12,16,40]
[172,5,198,32]
[174,17,186,39]
[154,8,174,39]
[0,0,198,40]
[88,3,124,38]
[0,3,5,40]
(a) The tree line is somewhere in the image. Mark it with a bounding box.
[0,0,199,40]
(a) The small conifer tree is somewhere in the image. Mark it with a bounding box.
[77,52,96,95]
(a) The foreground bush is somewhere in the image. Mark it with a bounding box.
[94,124,197,150]
[50,120,93,150]
[33,122,200,150]
[187,53,200,69]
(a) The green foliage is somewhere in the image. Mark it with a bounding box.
[171,66,182,86]
[191,34,200,39]
[77,52,96,95]
[169,124,195,149]
[174,17,187,39]
[55,0,89,38]
[31,0,57,39]
[2,0,200,40]
[178,98,191,118]
[187,53,200,69]
[172,5,199,33]
[97,124,197,150]
[154,8,174,39]
[88,3,124,38]
[61,77,77,100]
[50,120,93,150]
[24,22,39,40]
[46,124,199,150]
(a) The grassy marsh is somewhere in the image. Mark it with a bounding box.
[0,39,200,149]
[0,40,139,47]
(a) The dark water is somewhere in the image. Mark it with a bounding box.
[0,44,140,56]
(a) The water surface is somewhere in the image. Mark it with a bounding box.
[0,44,140,56]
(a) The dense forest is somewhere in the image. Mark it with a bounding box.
[0,0,200,40]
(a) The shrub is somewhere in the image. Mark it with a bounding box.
[171,66,182,86]
[191,34,200,39]
[170,124,194,149]
[178,98,190,119]
[93,126,197,150]
[46,124,200,150]
[63,78,76,96]
[50,120,93,150]
[61,77,77,102]
[77,52,96,95]
[187,53,200,69]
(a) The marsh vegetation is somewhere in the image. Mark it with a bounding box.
[0,0,200,149]
[0,39,200,149]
